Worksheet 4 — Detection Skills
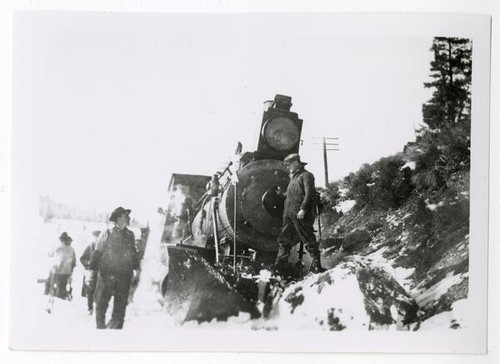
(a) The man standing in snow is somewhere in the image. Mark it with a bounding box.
[79,230,100,315]
[89,207,140,329]
[47,232,77,299]
[274,153,325,275]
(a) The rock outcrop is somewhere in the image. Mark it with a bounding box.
[268,257,418,331]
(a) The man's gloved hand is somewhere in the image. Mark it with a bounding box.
[84,270,95,286]
[297,209,306,220]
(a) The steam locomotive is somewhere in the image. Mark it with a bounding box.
[160,95,312,322]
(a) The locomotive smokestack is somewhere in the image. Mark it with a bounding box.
[273,94,292,111]
[263,95,293,112]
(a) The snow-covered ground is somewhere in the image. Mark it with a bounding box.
[18,213,470,342]
[27,215,176,332]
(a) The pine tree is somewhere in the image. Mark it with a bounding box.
[422,37,472,130]
[409,37,472,191]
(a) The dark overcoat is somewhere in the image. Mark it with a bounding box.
[278,167,318,246]
[283,167,316,218]
[80,242,95,297]
[89,227,139,276]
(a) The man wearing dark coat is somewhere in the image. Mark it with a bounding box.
[79,230,101,315]
[89,207,140,329]
[274,153,325,274]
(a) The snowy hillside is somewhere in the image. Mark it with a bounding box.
[317,170,470,329]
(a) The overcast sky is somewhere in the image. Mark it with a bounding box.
[13,12,435,222]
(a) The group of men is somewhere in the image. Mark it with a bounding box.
[45,152,322,328]
[46,206,141,330]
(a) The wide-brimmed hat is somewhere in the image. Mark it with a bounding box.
[109,206,131,222]
[59,232,73,242]
[283,153,307,165]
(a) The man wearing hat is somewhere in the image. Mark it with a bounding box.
[47,232,76,299]
[89,207,140,329]
[274,153,325,275]
[79,230,101,315]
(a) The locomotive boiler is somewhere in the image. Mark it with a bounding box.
[160,95,309,322]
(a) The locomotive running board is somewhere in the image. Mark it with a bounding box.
[163,245,260,323]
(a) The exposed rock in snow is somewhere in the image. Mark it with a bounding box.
[412,272,467,308]
[342,228,372,253]
[267,258,418,331]
[365,248,415,290]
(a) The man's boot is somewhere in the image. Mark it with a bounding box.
[307,246,326,274]
[310,258,326,274]
[96,314,106,329]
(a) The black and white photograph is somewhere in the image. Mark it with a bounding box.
[7,9,491,355]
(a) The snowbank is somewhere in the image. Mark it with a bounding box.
[334,200,356,214]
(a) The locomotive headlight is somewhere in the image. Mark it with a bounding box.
[261,116,301,152]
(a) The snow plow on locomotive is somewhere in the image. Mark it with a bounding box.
[159,95,315,322]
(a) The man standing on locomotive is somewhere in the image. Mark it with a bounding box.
[89,207,140,329]
[274,153,325,275]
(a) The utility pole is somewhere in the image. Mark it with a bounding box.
[311,137,339,187]
[323,137,329,186]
